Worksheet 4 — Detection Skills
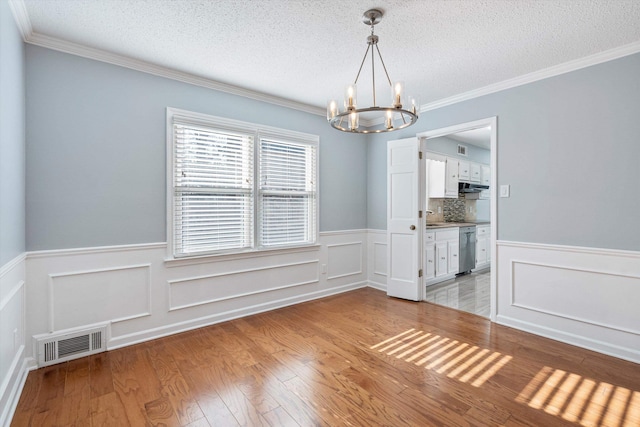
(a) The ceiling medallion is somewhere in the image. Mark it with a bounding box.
[327,9,419,134]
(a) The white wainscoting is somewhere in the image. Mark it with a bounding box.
[49,264,151,331]
[24,231,369,366]
[0,253,31,427]
[497,241,640,364]
[367,229,387,291]
[364,231,640,363]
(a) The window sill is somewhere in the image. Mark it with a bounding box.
[164,243,322,268]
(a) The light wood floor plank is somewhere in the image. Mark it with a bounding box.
[11,287,640,426]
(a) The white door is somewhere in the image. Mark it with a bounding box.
[387,138,422,301]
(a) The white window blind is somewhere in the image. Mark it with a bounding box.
[259,137,317,247]
[173,123,253,256]
[168,108,318,259]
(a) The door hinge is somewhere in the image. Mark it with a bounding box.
[419,151,423,160]
[418,210,422,218]
[418,269,423,277]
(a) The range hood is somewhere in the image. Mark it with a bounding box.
[459,182,489,193]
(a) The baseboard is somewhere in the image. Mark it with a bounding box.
[367,280,386,291]
[108,281,368,350]
[496,240,640,365]
[0,351,36,427]
[496,314,640,365]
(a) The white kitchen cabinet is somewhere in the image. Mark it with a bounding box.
[435,241,448,277]
[425,227,459,286]
[426,158,446,198]
[424,231,436,279]
[448,241,459,274]
[481,165,491,186]
[475,225,491,270]
[445,157,459,197]
[458,160,470,182]
[470,163,481,183]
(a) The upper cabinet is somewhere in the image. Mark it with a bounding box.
[445,157,459,198]
[459,160,486,184]
[470,163,481,183]
[427,158,446,198]
[481,165,491,186]
[458,160,470,182]
[426,153,458,199]
[426,151,489,199]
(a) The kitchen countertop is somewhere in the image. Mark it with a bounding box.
[426,221,490,229]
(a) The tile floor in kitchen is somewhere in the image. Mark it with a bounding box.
[424,270,491,317]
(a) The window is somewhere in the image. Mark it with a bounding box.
[168,108,318,258]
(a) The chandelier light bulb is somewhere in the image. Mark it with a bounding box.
[345,84,357,111]
[392,81,404,108]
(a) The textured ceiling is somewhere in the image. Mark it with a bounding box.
[19,0,640,113]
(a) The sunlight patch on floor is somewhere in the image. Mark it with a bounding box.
[516,366,640,426]
[370,329,511,388]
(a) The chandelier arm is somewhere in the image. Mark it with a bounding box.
[375,44,393,86]
[371,42,376,106]
[353,45,371,84]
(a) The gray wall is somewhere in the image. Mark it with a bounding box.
[0,1,25,265]
[26,46,368,251]
[368,52,640,251]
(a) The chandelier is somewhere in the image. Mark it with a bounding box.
[327,9,419,134]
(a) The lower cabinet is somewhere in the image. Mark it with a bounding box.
[425,227,459,285]
[475,225,491,270]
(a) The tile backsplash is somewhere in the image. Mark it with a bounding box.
[428,198,477,223]
[444,199,467,222]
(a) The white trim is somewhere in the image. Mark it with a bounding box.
[108,281,367,350]
[167,259,320,311]
[0,355,36,427]
[372,242,387,276]
[12,0,640,120]
[497,239,640,259]
[509,259,640,336]
[48,264,152,331]
[24,31,324,116]
[496,315,640,365]
[420,40,640,113]
[0,253,26,278]
[365,229,386,236]
[27,242,166,259]
[163,244,321,268]
[367,280,386,291]
[0,280,24,312]
[320,229,368,237]
[326,242,364,280]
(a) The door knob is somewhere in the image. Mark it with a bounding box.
[410,225,416,230]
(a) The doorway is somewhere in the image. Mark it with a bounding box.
[416,117,497,321]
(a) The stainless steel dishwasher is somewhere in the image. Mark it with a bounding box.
[459,226,476,274]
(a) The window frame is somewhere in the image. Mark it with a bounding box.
[166,107,319,260]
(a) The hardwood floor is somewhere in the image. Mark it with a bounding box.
[11,288,640,426]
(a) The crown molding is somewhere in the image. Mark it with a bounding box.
[8,0,32,40]
[420,40,640,113]
[23,32,325,117]
[10,0,640,120]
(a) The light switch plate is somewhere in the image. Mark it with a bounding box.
[500,185,510,198]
